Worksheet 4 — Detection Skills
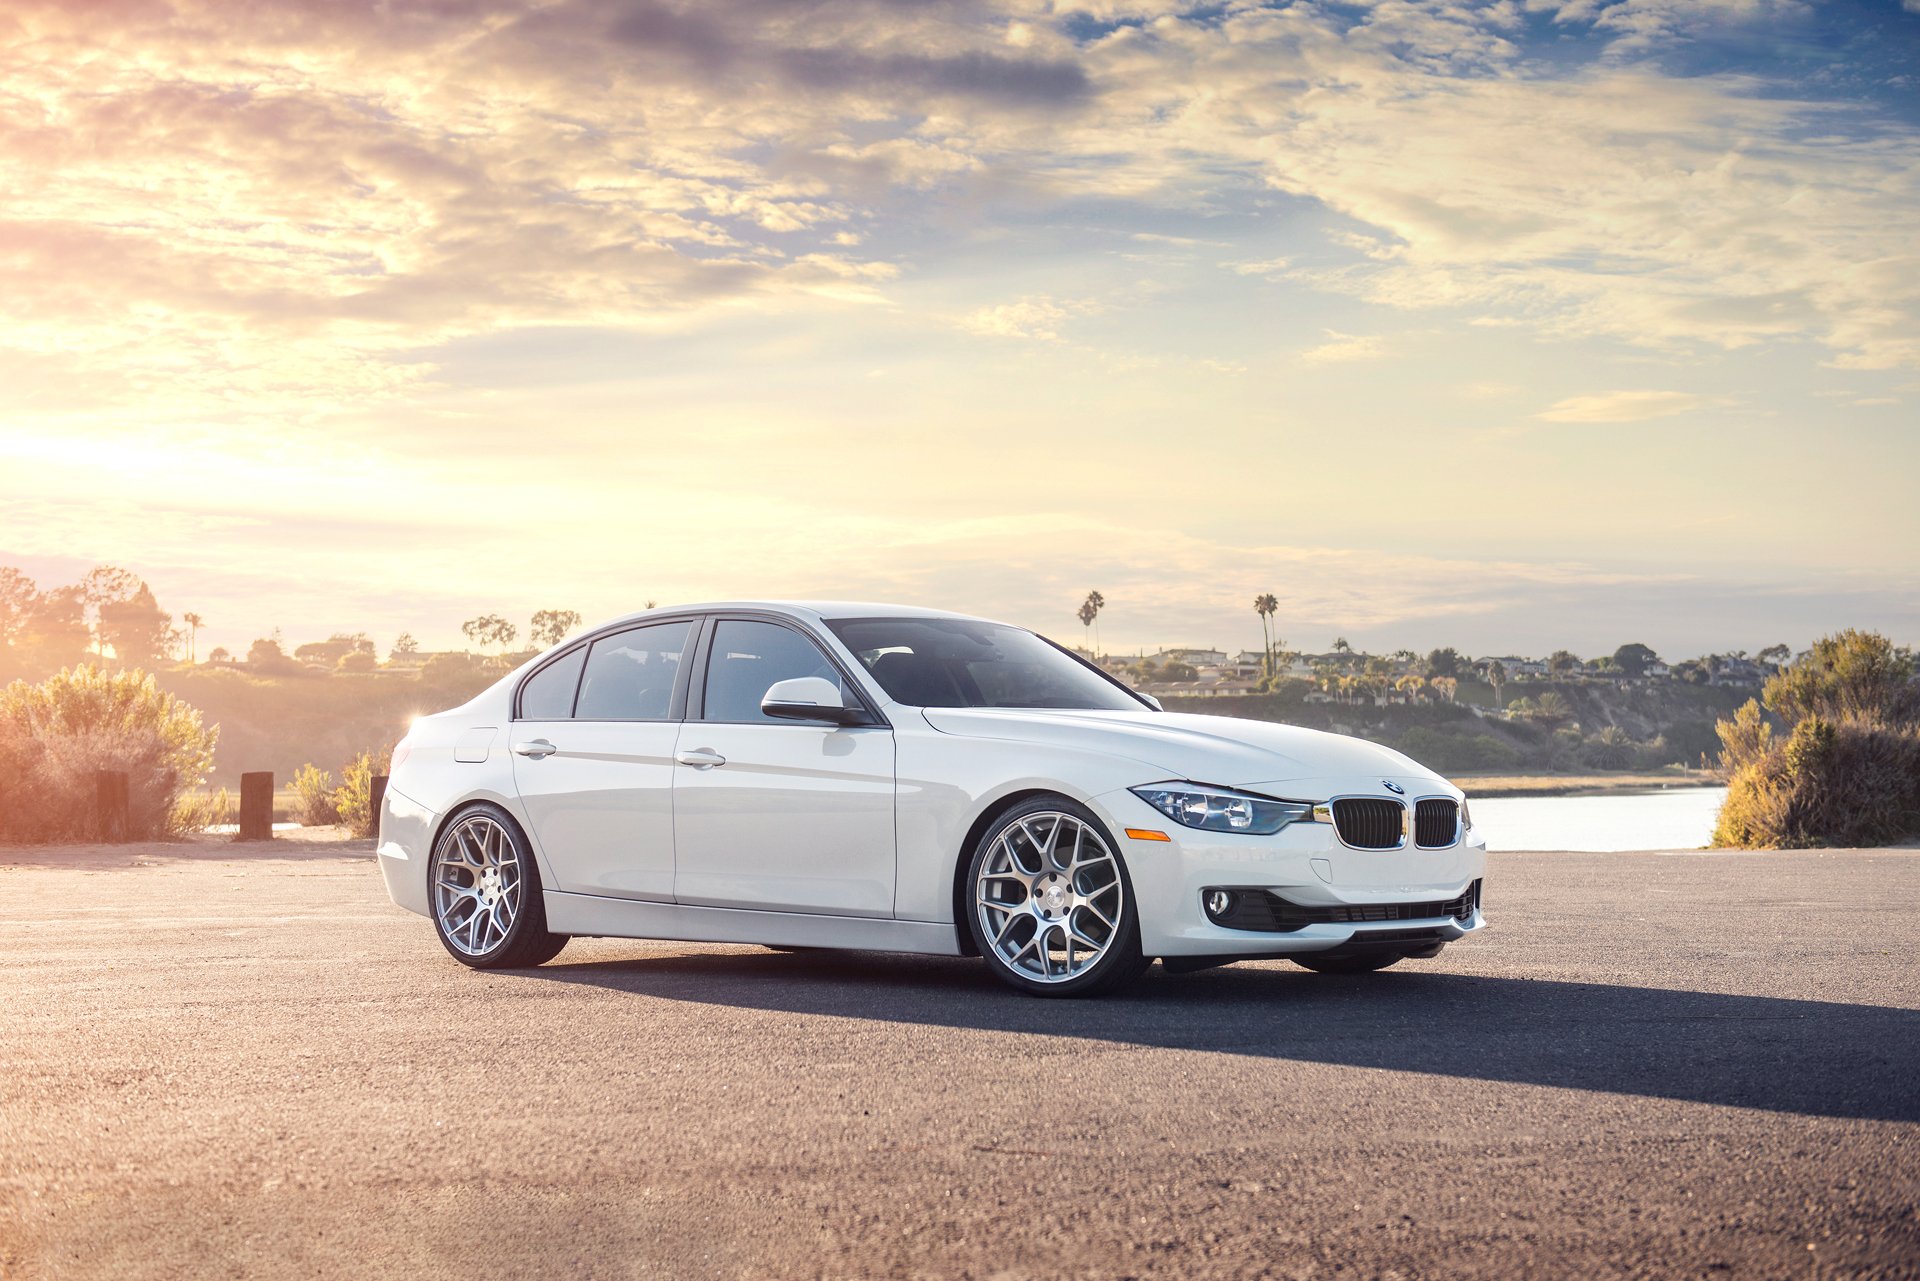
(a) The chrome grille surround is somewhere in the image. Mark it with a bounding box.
[1327,797,1407,850]
[1413,797,1462,849]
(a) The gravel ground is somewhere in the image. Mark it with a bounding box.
[2,838,1917,1280]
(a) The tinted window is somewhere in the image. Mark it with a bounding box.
[518,646,586,719]
[702,620,853,723]
[825,617,1143,711]
[574,620,691,720]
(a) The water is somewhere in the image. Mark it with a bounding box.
[1470,787,1727,852]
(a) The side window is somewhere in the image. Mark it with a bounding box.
[574,620,692,721]
[518,646,586,719]
[702,620,852,723]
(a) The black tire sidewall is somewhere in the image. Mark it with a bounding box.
[965,794,1145,997]
[428,801,558,969]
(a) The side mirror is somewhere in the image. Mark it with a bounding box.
[761,677,868,725]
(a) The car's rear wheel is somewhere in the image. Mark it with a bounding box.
[429,803,568,969]
[1291,952,1404,974]
[967,796,1147,998]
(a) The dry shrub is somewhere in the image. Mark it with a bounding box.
[331,749,391,838]
[1713,631,1920,849]
[174,787,236,833]
[0,666,219,843]
[290,763,340,826]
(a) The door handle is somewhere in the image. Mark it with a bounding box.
[512,738,559,759]
[675,747,726,769]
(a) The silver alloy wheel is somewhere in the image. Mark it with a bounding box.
[433,813,523,957]
[975,811,1125,984]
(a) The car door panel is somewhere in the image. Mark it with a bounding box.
[673,616,898,917]
[510,619,693,902]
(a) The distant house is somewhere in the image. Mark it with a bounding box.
[1710,656,1768,687]
[1486,656,1548,678]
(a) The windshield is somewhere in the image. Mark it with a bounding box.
[825,617,1147,711]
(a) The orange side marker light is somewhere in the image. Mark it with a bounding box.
[1125,828,1172,842]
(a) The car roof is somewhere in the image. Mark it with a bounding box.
[589,600,1002,633]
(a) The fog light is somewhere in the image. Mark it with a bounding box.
[1204,889,1235,919]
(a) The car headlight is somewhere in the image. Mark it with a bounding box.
[1129,783,1314,835]
[1461,799,1473,831]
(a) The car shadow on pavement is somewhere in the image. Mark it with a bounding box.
[524,950,1920,1123]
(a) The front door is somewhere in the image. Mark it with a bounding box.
[672,617,896,917]
[510,618,693,902]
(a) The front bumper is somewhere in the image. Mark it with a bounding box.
[1089,785,1490,958]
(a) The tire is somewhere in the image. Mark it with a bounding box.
[428,802,569,969]
[965,795,1148,998]
[1290,952,1403,974]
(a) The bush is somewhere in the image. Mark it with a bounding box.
[290,763,340,826]
[174,787,235,833]
[1714,630,1920,848]
[1713,715,1920,848]
[1395,726,1521,773]
[331,749,390,838]
[0,666,219,843]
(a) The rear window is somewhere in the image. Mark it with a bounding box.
[518,647,586,719]
[573,620,691,721]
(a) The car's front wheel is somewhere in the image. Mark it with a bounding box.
[967,796,1147,998]
[429,803,568,969]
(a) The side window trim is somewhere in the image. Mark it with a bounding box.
[520,616,699,723]
[694,614,886,726]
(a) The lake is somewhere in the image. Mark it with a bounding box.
[1470,787,1727,852]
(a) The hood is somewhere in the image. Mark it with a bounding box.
[918,707,1453,798]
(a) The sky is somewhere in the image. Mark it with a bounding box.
[1,0,1917,663]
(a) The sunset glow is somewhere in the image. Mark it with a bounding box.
[2,0,1915,657]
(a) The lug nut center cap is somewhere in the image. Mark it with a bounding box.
[1033,875,1071,919]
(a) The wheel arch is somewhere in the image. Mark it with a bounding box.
[947,786,1084,957]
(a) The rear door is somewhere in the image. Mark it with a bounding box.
[671,616,897,917]
[509,617,695,901]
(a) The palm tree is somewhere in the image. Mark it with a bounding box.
[1483,659,1508,710]
[1077,591,1104,656]
[181,612,203,663]
[1253,593,1279,678]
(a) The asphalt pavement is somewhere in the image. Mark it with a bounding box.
[3,837,1917,1280]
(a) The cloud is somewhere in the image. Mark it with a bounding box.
[1537,390,1710,423]
[1299,330,1386,364]
[956,296,1093,342]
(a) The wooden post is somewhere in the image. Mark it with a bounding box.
[95,770,130,843]
[370,775,389,839]
[238,771,274,841]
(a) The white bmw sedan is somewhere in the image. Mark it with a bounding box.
[377,603,1487,996]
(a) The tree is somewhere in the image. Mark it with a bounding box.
[1483,659,1508,709]
[1253,593,1279,678]
[1547,649,1581,677]
[1757,643,1791,669]
[1425,647,1461,679]
[207,646,231,664]
[337,650,377,673]
[1611,642,1660,678]
[97,583,173,669]
[1332,637,1352,655]
[248,636,292,671]
[461,614,518,652]
[530,609,583,649]
[181,612,203,663]
[391,632,420,660]
[1431,675,1459,704]
[78,566,141,655]
[0,567,37,650]
[14,587,90,675]
[1077,591,1104,656]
